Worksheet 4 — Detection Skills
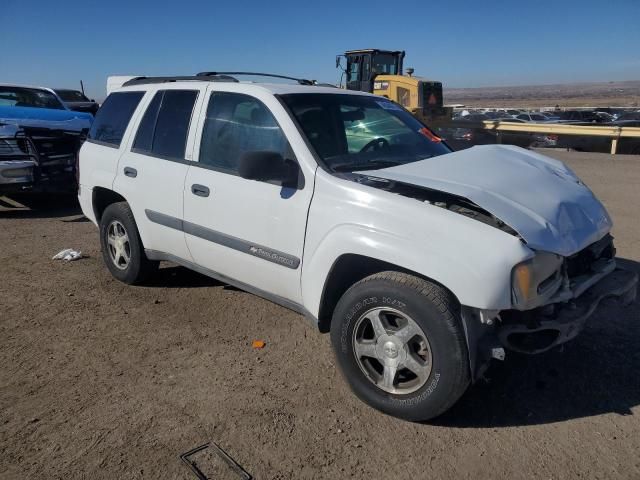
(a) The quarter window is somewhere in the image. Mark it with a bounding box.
[199,92,290,174]
[132,90,198,160]
[88,91,144,147]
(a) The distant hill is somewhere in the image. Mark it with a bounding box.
[444,80,640,108]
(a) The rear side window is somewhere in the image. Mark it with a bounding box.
[199,92,290,173]
[88,91,144,147]
[132,90,198,160]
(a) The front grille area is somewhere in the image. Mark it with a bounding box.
[566,234,615,278]
[22,127,84,187]
[1,126,84,191]
[0,132,38,161]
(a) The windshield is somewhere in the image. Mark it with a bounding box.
[55,89,89,102]
[281,93,451,172]
[0,86,65,110]
[372,53,399,75]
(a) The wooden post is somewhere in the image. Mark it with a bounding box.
[611,137,618,155]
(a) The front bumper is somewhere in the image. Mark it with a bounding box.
[0,160,37,188]
[497,267,638,354]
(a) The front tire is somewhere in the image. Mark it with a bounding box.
[330,271,470,421]
[99,202,158,284]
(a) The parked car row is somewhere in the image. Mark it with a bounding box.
[455,108,640,124]
[449,108,640,153]
[440,113,558,150]
[0,84,94,194]
[557,119,640,155]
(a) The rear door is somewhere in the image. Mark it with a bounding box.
[82,90,145,191]
[114,86,206,260]
[183,87,314,303]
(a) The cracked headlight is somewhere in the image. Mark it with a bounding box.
[512,251,563,309]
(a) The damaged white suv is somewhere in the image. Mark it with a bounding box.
[78,73,637,421]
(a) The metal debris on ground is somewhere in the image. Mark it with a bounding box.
[180,442,252,480]
[52,248,84,261]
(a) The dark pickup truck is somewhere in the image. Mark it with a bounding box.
[54,89,100,116]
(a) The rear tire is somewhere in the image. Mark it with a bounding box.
[330,271,470,421]
[99,202,158,284]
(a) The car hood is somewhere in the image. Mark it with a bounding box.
[361,145,612,256]
[0,105,93,131]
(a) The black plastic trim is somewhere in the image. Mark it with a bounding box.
[123,167,137,178]
[190,184,210,197]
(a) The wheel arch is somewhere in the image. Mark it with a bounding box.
[316,253,459,333]
[92,187,127,223]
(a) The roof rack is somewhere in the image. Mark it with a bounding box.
[122,75,238,87]
[196,71,314,86]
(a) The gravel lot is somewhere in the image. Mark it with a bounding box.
[1,150,639,480]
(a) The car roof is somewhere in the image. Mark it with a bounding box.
[0,83,58,94]
[115,80,371,97]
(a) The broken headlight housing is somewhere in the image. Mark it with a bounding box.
[512,251,564,310]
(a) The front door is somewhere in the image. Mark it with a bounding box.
[183,88,314,303]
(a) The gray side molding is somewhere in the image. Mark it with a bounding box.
[145,209,300,269]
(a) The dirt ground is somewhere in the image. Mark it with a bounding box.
[1,150,639,480]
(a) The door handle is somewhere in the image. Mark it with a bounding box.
[124,167,137,178]
[191,184,210,197]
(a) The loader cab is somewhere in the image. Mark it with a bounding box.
[341,49,405,93]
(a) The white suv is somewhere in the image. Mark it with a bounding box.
[78,73,637,421]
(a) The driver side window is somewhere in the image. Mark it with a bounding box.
[198,92,291,174]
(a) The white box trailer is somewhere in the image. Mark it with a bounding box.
[106,76,140,95]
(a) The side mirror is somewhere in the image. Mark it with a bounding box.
[238,151,300,187]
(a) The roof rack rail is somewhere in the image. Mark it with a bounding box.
[196,71,314,86]
[122,75,239,87]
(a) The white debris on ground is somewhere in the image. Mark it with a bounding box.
[52,248,84,261]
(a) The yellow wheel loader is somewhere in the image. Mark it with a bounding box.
[337,49,452,124]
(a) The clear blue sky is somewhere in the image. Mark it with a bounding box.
[2,0,639,101]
